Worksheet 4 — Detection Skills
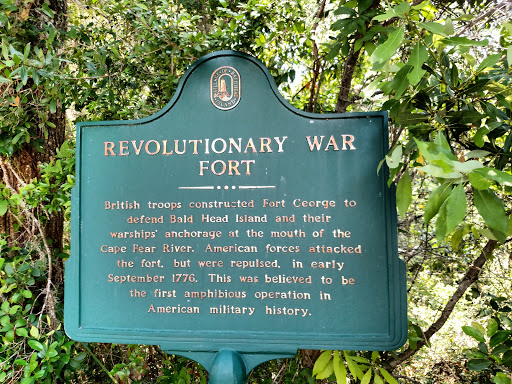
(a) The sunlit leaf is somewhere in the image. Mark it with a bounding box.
[477,54,502,72]
[313,350,332,376]
[370,27,404,69]
[436,183,466,242]
[396,171,412,217]
[473,189,508,242]
[462,325,486,343]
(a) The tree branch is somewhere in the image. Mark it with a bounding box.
[307,0,327,113]
[388,239,499,369]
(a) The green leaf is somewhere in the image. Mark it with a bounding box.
[373,10,398,22]
[489,330,512,348]
[471,322,487,337]
[389,65,413,98]
[41,2,54,18]
[20,66,28,85]
[378,367,397,384]
[436,183,466,242]
[477,54,502,72]
[333,352,347,384]
[451,226,464,250]
[492,372,511,384]
[361,368,372,384]
[467,358,491,371]
[29,352,38,372]
[23,43,31,60]
[0,199,8,216]
[419,164,461,179]
[4,263,14,274]
[134,1,148,10]
[370,27,404,69]
[406,43,428,85]
[465,150,490,159]
[50,99,56,114]
[16,327,28,337]
[441,37,488,47]
[375,374,385,384]
[28,339,44,351]
[397,113,429,126]
[487,319,499,337]
[344,352,364,379]
[444,18,454,35]
[468,172,493,190]
[419,21,449,37]
[316,360,334,380]
[358,0,373,13]
[451,160,484,173]
[474,168,512,187]
[386,146,402,169]
[503,349,512,367]
[30,326,39,339]
[462,325,486,343]
[313,350,332,375]
[325,43,341,61]
[334,6,357,16]
[14,359,28,366]
[396,171,412,217]
[473,189,508,242]
[508,46,512,68]
[5,329,16,343]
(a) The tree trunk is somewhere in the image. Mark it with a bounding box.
[0,0,67,262]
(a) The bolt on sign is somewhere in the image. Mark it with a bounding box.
[65,50,407,382]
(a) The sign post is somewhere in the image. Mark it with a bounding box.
[65,50,407,383]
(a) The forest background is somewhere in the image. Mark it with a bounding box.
[0,0,511,383]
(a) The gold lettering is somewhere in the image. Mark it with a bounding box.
[104,142,115,156]
[119,141,129,156]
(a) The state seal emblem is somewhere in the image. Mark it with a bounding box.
[210,66,241,110]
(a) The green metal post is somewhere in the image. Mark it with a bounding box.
[208,350,247,384]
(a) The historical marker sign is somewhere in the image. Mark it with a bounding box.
[65,50,407,375]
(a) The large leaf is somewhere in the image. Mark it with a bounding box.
[477,54,502,72]
[468,172,493,190]
[370,27,404,69]
[489,330,512,348]
[385,145,402,169]
[441,37,489,47]
[396,171,412,217]
[492,372,511,384]
[436,183,466,242]
[316,360,334,380]
[419,21,449,36]
[333,352,347,384]
[361,369,372,384]
[474,168,512,187]
[385,65,412,98]
[473,189,508,242]
[378,368,398,384]
[313,350,332,376]
[415,138,458,164]
[406,43,428,85]
[467,358,491,371]
[424,183,452,225]
[462,325,486,343]
[0,199,8,216]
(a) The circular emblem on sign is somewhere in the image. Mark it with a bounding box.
[210,66,241,110]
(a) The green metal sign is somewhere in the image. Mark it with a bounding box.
[65,50,407,382]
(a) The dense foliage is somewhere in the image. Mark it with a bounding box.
[0,0,511,383]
